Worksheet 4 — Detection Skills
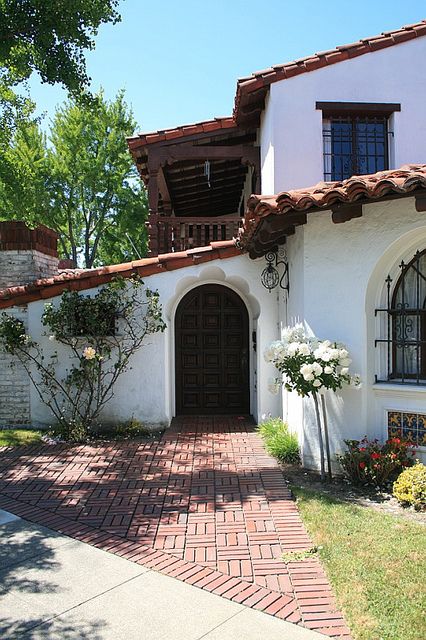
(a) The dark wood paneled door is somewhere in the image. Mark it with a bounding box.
[175,284,249,415]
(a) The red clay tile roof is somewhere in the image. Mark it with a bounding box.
[240,164,426,250]
[127,117,236,150]
[127,21,426,148]
[0,241,240,310]
[234,20,426,120]
[127,20,426,151]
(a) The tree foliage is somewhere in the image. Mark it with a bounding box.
[0,90,148,266]
[0,0,121,141]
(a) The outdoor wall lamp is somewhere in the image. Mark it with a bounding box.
[261,250,289,293]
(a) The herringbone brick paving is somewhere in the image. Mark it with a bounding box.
[0,416,351,638]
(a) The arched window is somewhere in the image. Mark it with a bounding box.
[377,250,426,383]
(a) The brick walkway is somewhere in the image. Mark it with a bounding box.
[0,417,351,638]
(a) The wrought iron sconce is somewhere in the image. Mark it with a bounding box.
[261,250,289,293]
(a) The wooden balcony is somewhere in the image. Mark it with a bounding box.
[149,215,242,255]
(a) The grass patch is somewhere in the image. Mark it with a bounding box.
[293,486,426,640]
[0,429,43,447]
[257,417,300,463]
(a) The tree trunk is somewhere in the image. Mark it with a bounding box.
[313,392,325,482]
[320,394,333,482]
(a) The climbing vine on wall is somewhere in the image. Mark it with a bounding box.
[0,276,166,441]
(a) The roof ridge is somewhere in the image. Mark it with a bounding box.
[233,20,426,119]
[127,20,426,149]
[128,116,236,150]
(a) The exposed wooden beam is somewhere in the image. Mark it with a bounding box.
[259,213,307,233]
[249,227,296,258]
[415,194,426,212]
[166,158,243,175]
[157,166,172,214]
[316,101,401,115]
[150,144,259,167]
[174,202,238,216]
[258,224,297,244]
[173,187,242,205]
[331,203,363,223]
[170,172,247,194]
[169,166,246,184]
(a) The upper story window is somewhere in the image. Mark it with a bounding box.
[316,102,400,182]
[376,250,426,385]
[323,116,388,181]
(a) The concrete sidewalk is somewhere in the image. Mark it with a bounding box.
[0,510,322,640]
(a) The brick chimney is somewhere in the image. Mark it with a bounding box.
[0,221,59,289]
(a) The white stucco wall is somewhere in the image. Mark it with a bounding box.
[25,254,281,429]
[283,196,426,468]
[260,37,426,192]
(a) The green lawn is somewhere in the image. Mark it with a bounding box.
[0,429,43,447]
[293,487,426,640]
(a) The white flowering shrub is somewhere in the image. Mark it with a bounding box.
[265,324,361,397]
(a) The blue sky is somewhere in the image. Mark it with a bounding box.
[29,0,426,134]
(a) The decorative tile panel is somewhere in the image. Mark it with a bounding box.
[387,411,426,446]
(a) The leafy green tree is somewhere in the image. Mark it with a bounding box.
[0,0,121,142]
[0,91,148,267]
[0,120,50,222]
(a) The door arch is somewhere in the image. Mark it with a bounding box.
[175,284,249,415]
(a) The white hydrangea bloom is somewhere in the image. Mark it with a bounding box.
[297,342,311,356]
[286,342,300,357]
[340,357,352,367]
[312,362,323,376]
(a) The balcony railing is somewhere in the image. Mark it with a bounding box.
[149,215,242,255]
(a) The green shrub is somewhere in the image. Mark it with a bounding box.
[114,418,151,438]
[337,436,415,487]
[51,420,88,443]
[257,417,300,464]
[393,462,426,510]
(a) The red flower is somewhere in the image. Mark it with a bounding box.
[359,447,367,452]
[373,463,381,470]
[390,453,397,460]
[392,438,401,445]
[371,452,381,460]
[359,462,366,469]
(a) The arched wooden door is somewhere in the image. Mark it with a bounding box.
[175,284,249,415]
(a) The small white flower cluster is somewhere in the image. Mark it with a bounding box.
[264,324,361,395]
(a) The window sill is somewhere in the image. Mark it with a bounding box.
[373,382,426,396]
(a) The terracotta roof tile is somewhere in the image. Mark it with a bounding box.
[127,117,237,151]
[127,22,426,154]
[233,20,426,120]
[239,165,426,250]
[0,241,240,310]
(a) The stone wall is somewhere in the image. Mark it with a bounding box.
[0,222,60,426]
[0,306,31,425]
[0,250,59,289]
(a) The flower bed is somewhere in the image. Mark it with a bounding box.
[337,437,416,487]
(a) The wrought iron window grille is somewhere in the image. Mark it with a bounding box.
[375,250,426,385]
[323,115,391,182]
[261,250,289,293]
